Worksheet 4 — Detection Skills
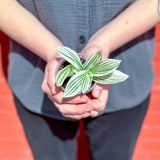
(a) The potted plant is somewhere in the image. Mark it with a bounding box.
[56,46,129,97]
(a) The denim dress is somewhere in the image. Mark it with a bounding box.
[8,0,155,120]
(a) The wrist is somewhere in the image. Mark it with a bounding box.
[44,40,63,62]
[83,25,113,59]
[83,38,110,60]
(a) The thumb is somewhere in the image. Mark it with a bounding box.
[91,83,104,98]
[92,83,110,99]
[81,45,100,57]
[82,46,104,99]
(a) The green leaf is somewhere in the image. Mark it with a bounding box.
[63,70,86,97]
[83,51,102,69]
[57,46,83,70]
[90,59,121,76]
[81,71,93,94]
[93,70,129,84]
[56,64,74,86]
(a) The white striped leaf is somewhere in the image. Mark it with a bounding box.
[57,46,83,70]
[81,71,92,93]
[63,70,86,97]
[56,64,73,86]
[83,51,102,69]
[90,59,121,76]
[93,70,129,84]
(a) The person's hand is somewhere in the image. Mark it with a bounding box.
[88,84,110,117]
[41,54,94,120]
[81,46,110,117]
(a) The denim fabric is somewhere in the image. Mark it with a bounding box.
[8,0,154,120]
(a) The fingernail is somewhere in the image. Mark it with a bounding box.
[90,111,98,117]
[94,90,101,98]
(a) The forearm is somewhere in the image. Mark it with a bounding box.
[87,0,159,56]
[0,0,62,62]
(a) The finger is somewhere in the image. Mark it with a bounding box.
[48,92,89,105]
[41,67,51,95]
[91,83,104,98]
[47,57,61,95]
[90,111,99,117]
[64,112,91,120]
[54,101,93,116]
[81,46,100,56]
[91,84,110,111]
[51,91,89,104]
[63,94,89,104]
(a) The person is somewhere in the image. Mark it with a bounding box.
[0,0,159,159]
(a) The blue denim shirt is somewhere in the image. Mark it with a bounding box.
[8,0,154,120]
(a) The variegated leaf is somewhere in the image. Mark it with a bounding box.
[57,46,83,70]
[83,51,102,69]
[63,70,86,97]
[81,71,92,93]
[90,59,121,76]
[56,64,73,86]
[93,70,129,84]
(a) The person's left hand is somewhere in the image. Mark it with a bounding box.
[81,46,110,117]
[87,83,110,117]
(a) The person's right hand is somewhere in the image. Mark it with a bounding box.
[41,54,94,120]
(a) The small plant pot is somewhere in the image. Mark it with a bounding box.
[55,53,97,94]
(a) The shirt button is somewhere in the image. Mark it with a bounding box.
[79,35,86,44]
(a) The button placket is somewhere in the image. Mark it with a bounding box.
[77,0,89,50]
